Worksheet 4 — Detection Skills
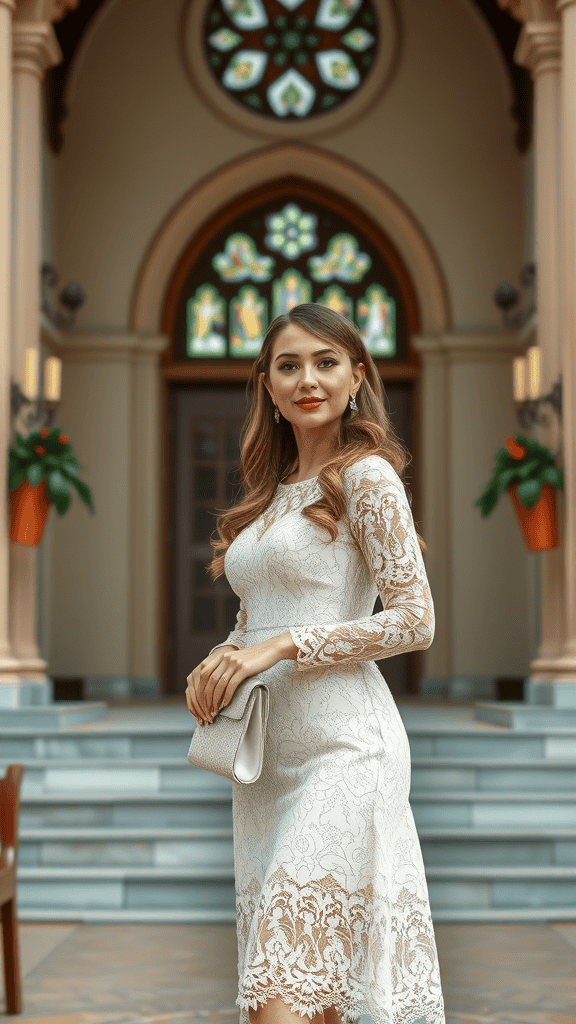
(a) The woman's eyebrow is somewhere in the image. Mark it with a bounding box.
[274,348,339,362]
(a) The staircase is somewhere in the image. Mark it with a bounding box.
[2,701,576,923]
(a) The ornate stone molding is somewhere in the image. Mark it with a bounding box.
[12,20,61,75]
[515,20,562,73]
[14,0,78,23]
[497,0,559,22]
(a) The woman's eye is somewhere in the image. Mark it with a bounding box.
[280,360,337,370]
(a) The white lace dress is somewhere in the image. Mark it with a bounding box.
[209,454,446,1024]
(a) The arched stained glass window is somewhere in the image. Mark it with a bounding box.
[171,181,410,363]
[203,0,379,122]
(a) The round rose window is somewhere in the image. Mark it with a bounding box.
[202,0,380,121]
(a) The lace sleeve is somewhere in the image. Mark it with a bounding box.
[207,597,248,656]
[287,455,435,670]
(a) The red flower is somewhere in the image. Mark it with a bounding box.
[39,428,49,438]
[34,445,46,457]
[58,434,68,445]
[506,437,526,461]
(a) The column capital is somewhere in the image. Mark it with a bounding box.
[12,20,61,76]
[14,0,78,22]
[497,0,559,22]
[515,20,562,73]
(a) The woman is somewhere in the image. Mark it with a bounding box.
[186,304,446,1024]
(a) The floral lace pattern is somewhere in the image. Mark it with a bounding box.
[287,458,434,669]
[209,456,445,1023]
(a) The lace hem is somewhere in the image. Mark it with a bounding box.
[235,865,445,1024]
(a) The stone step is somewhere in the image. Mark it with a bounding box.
[411,791,576,828]
[6,757,576,795]
[475,702,576,730]
[18,827,235,868]
[13,863,576,920]
[16,825,576,869]
[15,905,239,923]
[16,788,576,830]
[13,904,576,924]
[19,790,232,829]
[0,702,108,729]
[410,759,576,791]
[427,864,576,914]
[5,760,228,796]
[420,828,576,867]
[4,725,576,761]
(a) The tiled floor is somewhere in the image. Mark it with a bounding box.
[1,921,575,1024]
[69,698,511,734]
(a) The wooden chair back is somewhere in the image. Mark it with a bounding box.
[0,763,25,1014]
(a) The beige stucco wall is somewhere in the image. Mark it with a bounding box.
[57,0,523,332]
[42,0,532,687]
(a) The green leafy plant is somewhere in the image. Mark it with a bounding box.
[475,433,563,517]
[9,426,94,517]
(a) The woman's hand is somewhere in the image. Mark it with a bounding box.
[185,633,295,725]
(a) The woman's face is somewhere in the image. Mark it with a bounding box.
[261,322,364,428]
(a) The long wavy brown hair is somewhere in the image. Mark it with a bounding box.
[208,303,426,581]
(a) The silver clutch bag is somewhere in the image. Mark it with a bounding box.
[187,676,270,785]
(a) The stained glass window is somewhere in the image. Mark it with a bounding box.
[203,0,379,121]
[174,185,406,362]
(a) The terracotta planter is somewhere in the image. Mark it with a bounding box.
[508,482,558,551]
[9,478,52,546]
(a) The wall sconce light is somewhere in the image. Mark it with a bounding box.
[493,262,536,330]
[10,264,86,433]
[11,350,62,432]
[41,262,86,331]
[512,345,562,431]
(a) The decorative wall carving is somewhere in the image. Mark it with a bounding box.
[496,0,559,23]
[14,0,79,23]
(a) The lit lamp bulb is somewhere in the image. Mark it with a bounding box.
[23,348,39,401]
[44,357,61,402]
[526,345,540,400]
[513,356,527,402]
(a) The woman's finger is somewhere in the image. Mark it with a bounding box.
[213,665,242,714]
[186,672,208,724]
[195,679,213,721]
[213,669,244,713]
[185,686,205,725]
[199,665,234,718]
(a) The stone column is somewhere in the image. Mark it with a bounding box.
[413,332,530,701]
[499,0,576,705]
[547,0,576,698]
[6,4,62,707]
[514,18,567,693]
[0,0,20,696]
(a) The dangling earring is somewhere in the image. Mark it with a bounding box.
[349,392,358,412]
[274,404,280,423]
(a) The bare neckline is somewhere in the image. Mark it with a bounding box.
[279,474,319,487]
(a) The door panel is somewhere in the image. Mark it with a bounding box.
[169,386,246,696]
[169,382,415,697]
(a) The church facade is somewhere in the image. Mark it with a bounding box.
[2,0,575,712]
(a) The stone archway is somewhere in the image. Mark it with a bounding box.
[128,144,452,694]
[130,143,451,335]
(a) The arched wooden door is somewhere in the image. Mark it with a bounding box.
[161,177,423,698]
